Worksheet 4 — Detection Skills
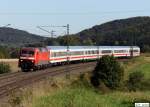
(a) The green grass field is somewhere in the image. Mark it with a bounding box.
[124,55,150,79]
[30,54,150,107]
[33,87,150,107]
[4,54,150,107]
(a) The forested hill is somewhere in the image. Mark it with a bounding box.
[1,16,150,51]
[0,16,150,58]
[0,27,45,47]
[76,16,150,51]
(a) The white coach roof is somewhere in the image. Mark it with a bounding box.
[46,46,140,51]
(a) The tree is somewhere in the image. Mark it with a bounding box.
[45,38,60,46]
[82,38,94,45]
[0,46,10,58]
[58,35,81,46]
[91,56,124,89]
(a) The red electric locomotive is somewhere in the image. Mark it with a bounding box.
[18,47,49,71]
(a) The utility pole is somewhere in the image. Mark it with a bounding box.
[37,26,56,38]
[128,27,134,58]
[131,31,134,58]
[49,24,70,78]
[66,24,70,79]
[37,26,57,46]
[37,24,70,78]
[51,30,56,38]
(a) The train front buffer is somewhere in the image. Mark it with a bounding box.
[18,48,36,71]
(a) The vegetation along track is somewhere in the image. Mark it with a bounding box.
[0,62,96,98]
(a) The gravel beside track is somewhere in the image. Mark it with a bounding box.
[0,62,96,99]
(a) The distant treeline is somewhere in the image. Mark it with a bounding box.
[0,46,19,58]
[42,16,150,52]
[1,16,150,58]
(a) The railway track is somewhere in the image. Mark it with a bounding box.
[0,62,96,98]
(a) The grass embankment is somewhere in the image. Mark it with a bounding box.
[5,54,150,107]
[124,54,150,79]
[33,87,150,107]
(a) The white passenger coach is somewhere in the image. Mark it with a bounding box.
[47,46,140,63]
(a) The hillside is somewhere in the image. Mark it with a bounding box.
[1,16,150,52]
[0,27,45,47]
[76,16,150,51]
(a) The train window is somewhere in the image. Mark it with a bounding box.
[55,52,59,57]
[51,52,67,57]
[94,50,99,54]
[21,50,28,54]
[70,51,84,55]
[133,50,139,52]
[85,51,88,54]
[90,51,92,54]
[101,50,112,54]
[86,51,89,54]
[51,52,56,57]
[79,51,83,55]
[52,52,57,57]
[92,50,96,54]
[51,52,55,57]
[28,51,34,55]
[21,50,34,56]
[79,51,82,55]
[41,48,47,52]
[92,51,94,54]
[130,50,139,53]
[114,50,127,53]
[60,52,67,56]
[97,50,99,54]
[86,50,98,55]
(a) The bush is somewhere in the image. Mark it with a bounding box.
[91,56,124,90]
[0,46,10,58]
[140,79,150,90]
[71,73,92,89]
[0,63,11,74]
[127,71,144,91]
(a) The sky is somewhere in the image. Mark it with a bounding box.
[0,0,150,37]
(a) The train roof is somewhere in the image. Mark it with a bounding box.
[46,46,140,51]
[46,46,67,51]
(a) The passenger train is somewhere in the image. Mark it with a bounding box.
[18,46,140,71]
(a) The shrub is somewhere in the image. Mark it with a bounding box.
[140,79,150,90]
[91,56,124,90]
[71,73,92,89]
[0,46,10,58]
[127,71,144,91]
[0,63,11,74]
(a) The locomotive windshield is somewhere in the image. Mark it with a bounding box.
[21,50,34,57]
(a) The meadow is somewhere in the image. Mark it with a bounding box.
[2,54,150,107]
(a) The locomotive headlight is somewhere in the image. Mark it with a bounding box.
[20,60,23,62]
[31,60,34,63]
